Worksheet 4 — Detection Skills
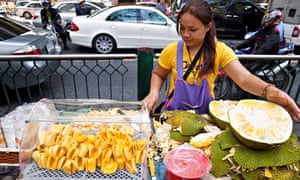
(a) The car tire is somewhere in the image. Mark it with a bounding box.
[93,34,116,54]
[23,11,32,19]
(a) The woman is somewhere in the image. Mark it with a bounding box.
[143,0,300,121]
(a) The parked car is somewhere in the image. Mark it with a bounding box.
[172,0,265,39]
[32,1,105,28]
[0,15,62,89]
[15,0,31,7]
[15,0,42,19]
[69,5,180,54]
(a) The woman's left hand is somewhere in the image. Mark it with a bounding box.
[267,88,300,121]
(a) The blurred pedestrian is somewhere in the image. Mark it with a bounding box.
[75,0,91,16]
[156,0,166,14]
[40,0,69,50]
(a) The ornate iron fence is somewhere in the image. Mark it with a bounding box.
[0,54,300,116]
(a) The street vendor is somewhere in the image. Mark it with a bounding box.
[142,0,300,121]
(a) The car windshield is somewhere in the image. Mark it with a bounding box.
[90,6,109,17]
[0,16,31,40]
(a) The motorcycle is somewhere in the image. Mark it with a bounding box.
[214,33,295,99]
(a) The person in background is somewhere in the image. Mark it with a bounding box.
[142,0,300,121]
[235,9,283,54]
[156,0,166,14]
[40,0,69,50]
[273,8,285,47]
[75,0,91,16]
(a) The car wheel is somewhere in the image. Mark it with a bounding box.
[23,12,32,19]
[93,34,116,54]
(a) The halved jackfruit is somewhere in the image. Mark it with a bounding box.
[228,99,293,150]
[209,100,238,129]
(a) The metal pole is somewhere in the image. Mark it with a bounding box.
[137,48,154,100]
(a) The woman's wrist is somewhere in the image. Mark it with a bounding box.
[262,83,275,100]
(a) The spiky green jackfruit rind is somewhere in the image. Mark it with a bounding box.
[241,167,299,180]
[216,128,240,150]
[210,141,232,177]
[180,118,206,136]
[169,130,191,142]
[234,134,300,169]
[163,110,208,128]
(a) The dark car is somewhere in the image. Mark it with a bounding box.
[172,0,265,39]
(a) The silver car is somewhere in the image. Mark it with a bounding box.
[0,15,62,89]
[32,1,105,28]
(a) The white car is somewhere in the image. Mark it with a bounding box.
[32,1,105,28]
[15,1,42,19]
[69,5,180,54]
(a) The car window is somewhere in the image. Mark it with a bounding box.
[57,3,76,12]
[16,1,29,7]
[107,9,138,23]
[28,3,42,8]
[86,4,98,11]
[0,17,29,40]
[140,9,167,25]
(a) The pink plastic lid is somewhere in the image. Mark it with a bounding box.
[164,148,211,179]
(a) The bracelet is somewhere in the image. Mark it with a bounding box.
[262,83,275,99]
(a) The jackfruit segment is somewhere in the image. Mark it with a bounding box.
[162,110,208,128]
[180,118,206,136]
[32,124,147,175]
[190,131,222,148]
[208,100,237,129]
[229,101,293,148]
[210,129,300,179]
[169,130,191,142]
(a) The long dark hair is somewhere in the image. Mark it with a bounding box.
[176,0,216,76]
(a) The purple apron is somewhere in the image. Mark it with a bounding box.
[164,41,213,114]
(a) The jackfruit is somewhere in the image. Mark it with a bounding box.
[162,110,208,128]
[210,141,232,177]
[208,100,238,129]
[228,99,293,150]
[170,130,191,142]
[241,167,299,180]
[233,133,300,169]
[210,129,300,179]
[180,118,206,136]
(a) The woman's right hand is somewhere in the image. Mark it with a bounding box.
[143,92,160,114]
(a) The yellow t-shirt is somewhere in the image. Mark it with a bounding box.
[159,41,237,98]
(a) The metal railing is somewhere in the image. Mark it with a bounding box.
[0,54,300,116]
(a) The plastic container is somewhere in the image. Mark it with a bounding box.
[164,143,211,180]
[18,99,151,180]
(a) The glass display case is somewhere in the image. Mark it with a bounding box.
[18,99,151,180]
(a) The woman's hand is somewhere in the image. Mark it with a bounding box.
[267,87,300,121]
[143,91,160,114]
